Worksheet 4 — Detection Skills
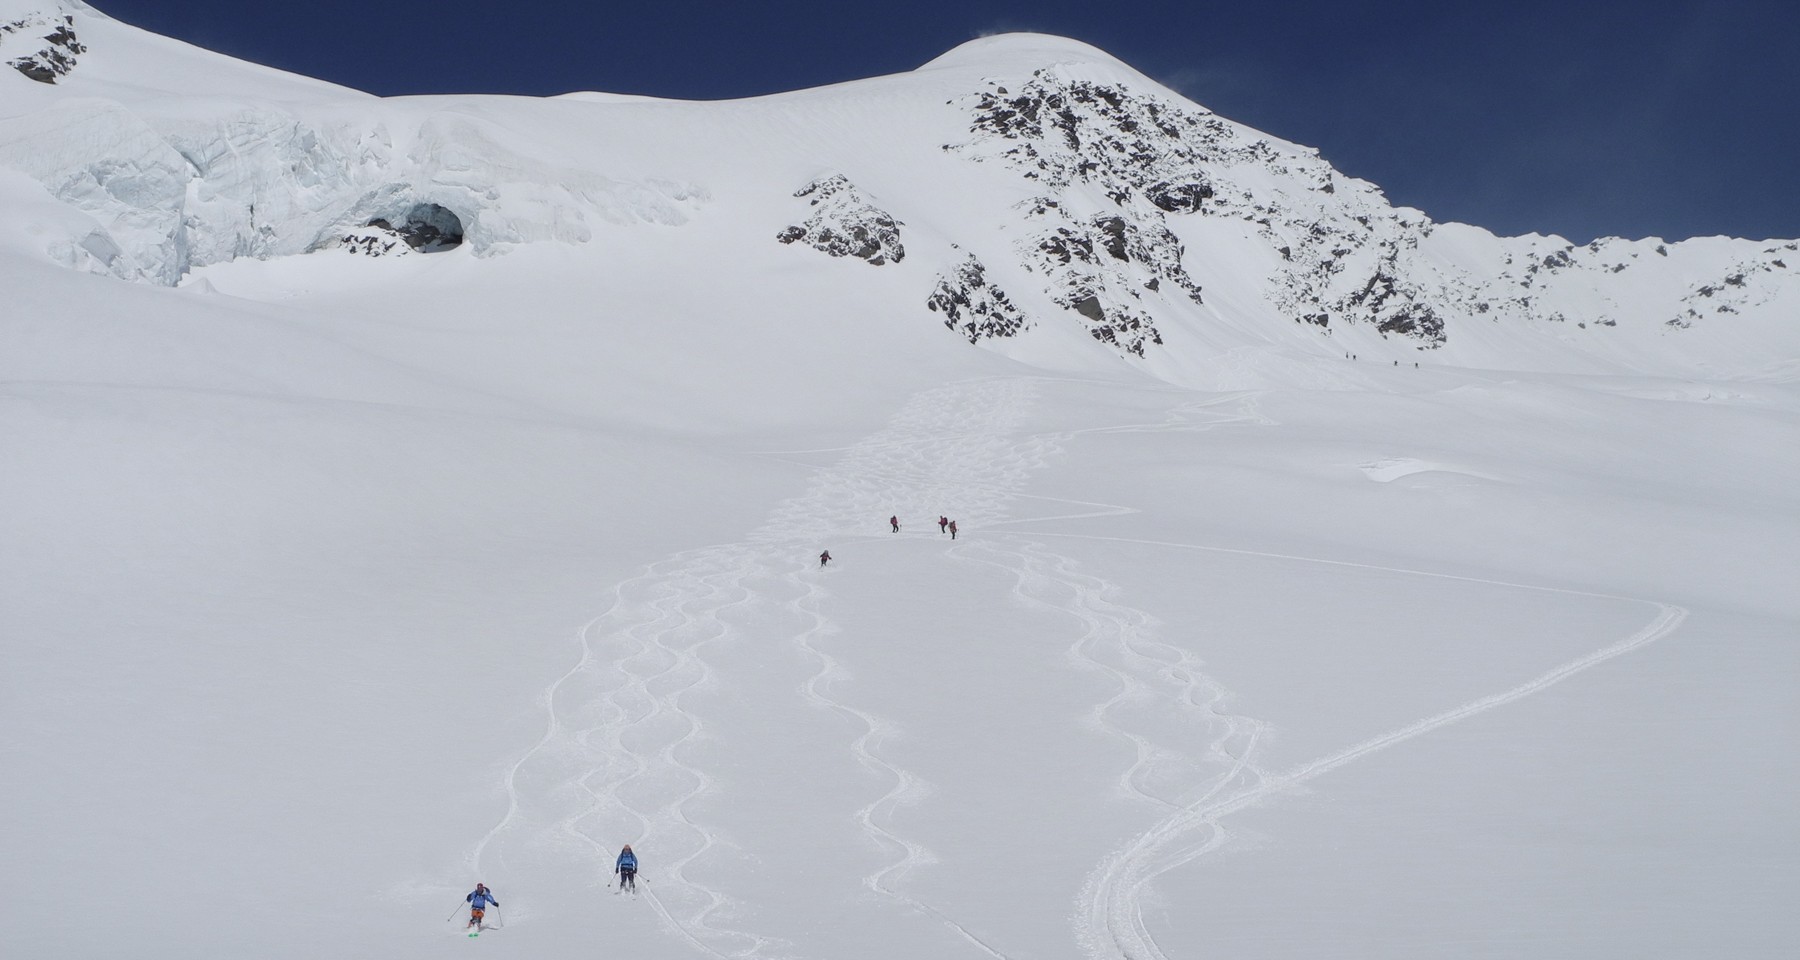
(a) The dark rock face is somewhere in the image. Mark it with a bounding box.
[946,69,1252,357]
[1147,180,1214,213]
[954,71,1264,202]
[777,174,904,265]
[949,67,1453,351]
[1023,208,1187,356]
[927,253,1029,343]
[944,64,1798,349]
[4,15,84,84]
[369,203,464,252]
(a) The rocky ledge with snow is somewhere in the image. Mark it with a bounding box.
[926,251,1030,344]
[777,174,905,265]
[937,59,1797,358]
[2,9,81,83]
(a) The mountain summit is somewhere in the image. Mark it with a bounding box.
[2,3,1794,378]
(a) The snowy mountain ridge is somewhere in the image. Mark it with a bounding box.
[0,2,1794,377]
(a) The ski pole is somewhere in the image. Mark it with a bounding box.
[447,901,467,921]
[491,905,503,928]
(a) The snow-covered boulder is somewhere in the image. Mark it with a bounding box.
[927,251,1030,343]
[1,7,82,83]
[777,174,905,265]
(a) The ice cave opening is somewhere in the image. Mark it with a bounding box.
[369,203,464,252]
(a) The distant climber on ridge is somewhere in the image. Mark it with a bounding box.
[890,515,900,533]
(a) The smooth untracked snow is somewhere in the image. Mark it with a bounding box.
[3,4,1797,959]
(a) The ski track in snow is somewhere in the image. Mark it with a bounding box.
[469,378,1685,960]
[470,543,783,959]
[761,377,1049,960]
[1048,530,1691,960]
[470,377,1058,960]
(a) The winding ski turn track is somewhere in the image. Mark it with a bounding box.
[469,377,1687,960]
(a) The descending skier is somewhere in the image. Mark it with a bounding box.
[466,883,499,929]
[819,550,832,567]
[890,515,900,533]
[616,844,639,892]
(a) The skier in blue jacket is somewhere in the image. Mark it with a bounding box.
[616,844,639,892]
[466,883,499,929]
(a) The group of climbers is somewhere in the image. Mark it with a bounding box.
[458,845,639,931]
[822,514,961,567]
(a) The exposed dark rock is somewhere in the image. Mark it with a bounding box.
[928,254,1029,343]
[1094,216,1129,260]
[4,15,84,84]
[368,203,463,252]
[777,174,904,265]
[1374,303,1443,341]
[1071,295,1105,323]
[953,70,1368,358]
[333,227,411,257]
[1146,179,1213,213]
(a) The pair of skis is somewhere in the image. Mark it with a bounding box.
[450,906,499,937]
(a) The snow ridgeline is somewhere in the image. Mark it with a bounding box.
[1,3,1795,367]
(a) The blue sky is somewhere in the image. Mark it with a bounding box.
[96,0,1796,243]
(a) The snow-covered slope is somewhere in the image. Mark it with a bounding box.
[3,6,1796,960]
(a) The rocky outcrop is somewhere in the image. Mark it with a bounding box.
[325,207,465,257]
[369,203,463,252]
[1020,202,1191,356]
[947,69,1245,356]
[3,12,83,84]
[777,174,904,265]
[928,252,1029,343]
[327,225,414,258]
[944,62,1800,353]
[1669,242,1798,328]
[953,69,1455,348]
